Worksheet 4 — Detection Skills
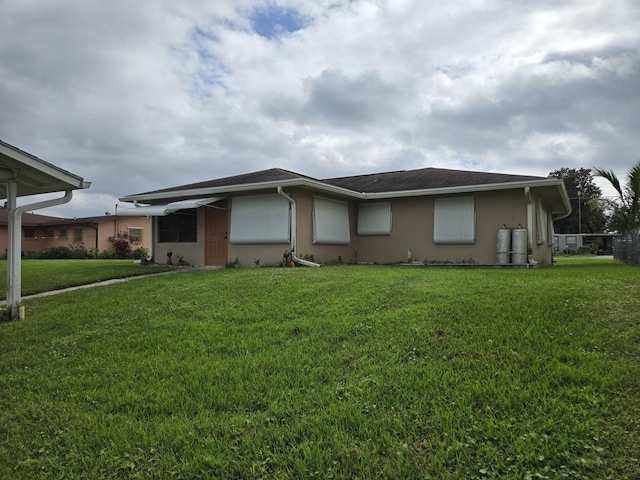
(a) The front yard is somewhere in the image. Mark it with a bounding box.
[1,260,638,478]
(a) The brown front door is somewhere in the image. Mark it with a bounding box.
[205,200,229,266]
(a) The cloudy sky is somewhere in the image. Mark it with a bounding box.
[1,0,638,217]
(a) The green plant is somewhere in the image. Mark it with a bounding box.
[131,246,149,260]
[112,232,132,259]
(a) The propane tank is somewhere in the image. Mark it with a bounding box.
[511,224,528,264]
[496,224,511,264]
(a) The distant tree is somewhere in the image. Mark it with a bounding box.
[594,160,640,233]
[548,168,606,233]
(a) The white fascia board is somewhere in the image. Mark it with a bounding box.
[0,141,90,190]
[119,178,360,203]
[119,176,570,215]
[362,178,567,200]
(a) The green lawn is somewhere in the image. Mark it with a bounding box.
[0,259,175,299]
[1,261,639,479]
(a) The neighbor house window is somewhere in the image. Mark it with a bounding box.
[433,196,475,244]
[313,196,350,245]
[73,227,83,243]
[230,194,290,244]
[128,227,143,243]
[24,228,36,239]
[44,229,54,239]
[59,228,68,240]
[158,210,197,242]
[358,202,392,235]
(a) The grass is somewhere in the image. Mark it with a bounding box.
[0,259,175,299]
[0,260,639,478]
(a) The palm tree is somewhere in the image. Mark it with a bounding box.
[594,160,640,232]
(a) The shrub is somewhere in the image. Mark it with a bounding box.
[131,247,149,260]
[112,232,132,259]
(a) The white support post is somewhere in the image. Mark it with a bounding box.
[6,179,20,319]
[5,187,74,320]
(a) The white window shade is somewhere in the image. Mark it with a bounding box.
[313,196,350,244]
[358,202,392,235]
[433,197,475,244]
[230,194,290,244]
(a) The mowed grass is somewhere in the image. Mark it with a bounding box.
[0,259,175,299]
[1,260,639,479]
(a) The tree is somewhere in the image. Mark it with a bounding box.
[548,168,607,234]
[594,160,640,233]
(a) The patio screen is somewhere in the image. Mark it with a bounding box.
[313,196,350,244]
[229,194,290,244]
[433,196,475,244]
[357,201,392,235]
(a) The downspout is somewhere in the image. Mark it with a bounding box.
[277,186,321,267]
[6,185,74,319]
[525,187,535,265]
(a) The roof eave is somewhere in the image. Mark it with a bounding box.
[119,178,361,204]
[119,175,571,216]
[0,141,90,190]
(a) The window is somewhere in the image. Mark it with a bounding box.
[158,210,197,242]
[24,228,36,239]
[128,227,143,243]
[358,202,392,235]
[433,197,475,244]
[59,228,68,240]
[313,196,350,244]
[73,227,83,243]
[230,194,290,244]
[44,229,54,239]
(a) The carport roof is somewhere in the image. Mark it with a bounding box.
[0,139,91,198]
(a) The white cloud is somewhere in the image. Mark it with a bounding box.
[1,0,639,217]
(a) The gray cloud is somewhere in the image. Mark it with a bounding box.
[1,0,639,216]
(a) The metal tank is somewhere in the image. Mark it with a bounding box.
[511,224,528,265]
[496,225,511,264]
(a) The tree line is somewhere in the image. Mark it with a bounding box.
[549,159,640,234]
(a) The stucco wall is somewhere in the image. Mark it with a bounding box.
[152,209,206,266]
[149,187,557,267]
[354,189,529,264]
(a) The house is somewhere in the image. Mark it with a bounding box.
[553,233,615,255]
[118,167,571,267]
[0,209,152,256]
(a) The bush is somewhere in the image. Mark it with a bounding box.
[112,232,132,259]
[131,247,149,260]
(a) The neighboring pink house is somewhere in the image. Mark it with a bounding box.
[0,209,151,256]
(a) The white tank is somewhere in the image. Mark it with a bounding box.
[512,224,528,264]
[496,225,511,264]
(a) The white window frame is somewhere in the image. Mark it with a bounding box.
[128,227,143,243]
[433,196,476,244]
[313,196,350,245]
[230,194,291,244]
[358,202,392,235]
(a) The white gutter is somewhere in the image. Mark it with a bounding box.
[277,186,321,267]
[6,182,74,319]
[121,177,569,205]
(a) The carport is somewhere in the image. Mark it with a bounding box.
[0,140,91,319]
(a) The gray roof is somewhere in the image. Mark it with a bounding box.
[120,165,570,215]
[137,168,312,196]
[322,167,543,193]
[132,166,545,196]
